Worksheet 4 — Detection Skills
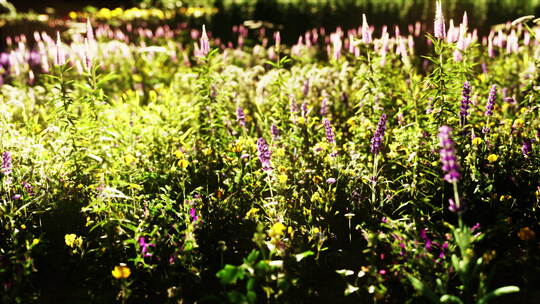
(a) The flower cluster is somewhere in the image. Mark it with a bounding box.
[236,106,245,127]
[370,113,387,154]
[257,137,272,171]
[459,81,471,126]
[485,84,497,116]
[438,126,460,183]
[323,118,335,144]
[2,151,12,175]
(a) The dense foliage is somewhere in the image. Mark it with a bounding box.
[1,3,539,303]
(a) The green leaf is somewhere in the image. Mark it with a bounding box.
[295,250,314,262]
[344,284,359,296]
[440,294,464,304]
[478,286,520,304]
[407,275,440,304]
[216,264,245,285]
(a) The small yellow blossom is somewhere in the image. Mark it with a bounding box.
[275,148,286,158]
[499,195,512,201]
[513,118,524,128]
[21,224,26,230]
[123,154,137,164]
[268,222,286,238]
[68,11,78,19]
[178,158,189,169]
[31,238,40,246]
[173,150,185,159]
[245,207,259,219]
[202,148,212,155]
[278,174,288,184]
[487,154,499,163]
[518,227,535,241]
[472,137,483,145]
[65,234,83,248]
[112,264,131,279]
[312,175,323,183]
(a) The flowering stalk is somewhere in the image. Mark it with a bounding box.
[483,84,497,134]
[459,81,471,127]
[438,126,463,225]
[370,113,387,206]
[2,151,12,175]
[199,25,210,57]
[434,0,446,39]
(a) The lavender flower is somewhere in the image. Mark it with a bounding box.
[320,98,328,116]
[485,84,497,116]
[438,126,460,183]
[199,25,210,57]
[23,182,34,196]
[257,137,272,171]
[370,113,387,154]
[301,102,308,119]
[459,81,471,126]
[323,118,335,144]
[434,1,446,39]
[138,237,155,257]
[271,124,280,139]
[289,94,298,113]
[2,152,12,175]
[302,79,310,97]
[54,31,66,66]
[236,107,245,127]
[362,14,372,44]
[522,139,533,157]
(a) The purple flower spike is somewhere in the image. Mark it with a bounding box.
[2,152,12,175]
[271,124,280,139]
[370,113,387,154]
[199,25,210,57]
[485,84,497,116]
[323,118,335,144]
[434,1,446,39]
[320,98,328,116]
[302,79,310,97]
[236,107,245,127]
[459,81,471,126]
[257,138,272,171]
[438,126,461,183]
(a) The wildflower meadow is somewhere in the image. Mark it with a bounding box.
[1,0,539,303]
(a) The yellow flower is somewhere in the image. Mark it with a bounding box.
[245,207,259,219]
[487,154,499,163]
[123,154,137,164]
[513,118,524,128]
[21,224,26,230]
[312,175,323,183]
[275,148,286,158]
[68,11,78,19]
[202,148,212,155]
[472,137,483,145]
[518,227,535,241]
[31,238,40,246]
[178,159,189,169]
[65,234,83,248]
[173,150,184,159]
[268,222,286,238]
[499,195,512,201]
[278,174,288,184]
[112,264,131,279]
